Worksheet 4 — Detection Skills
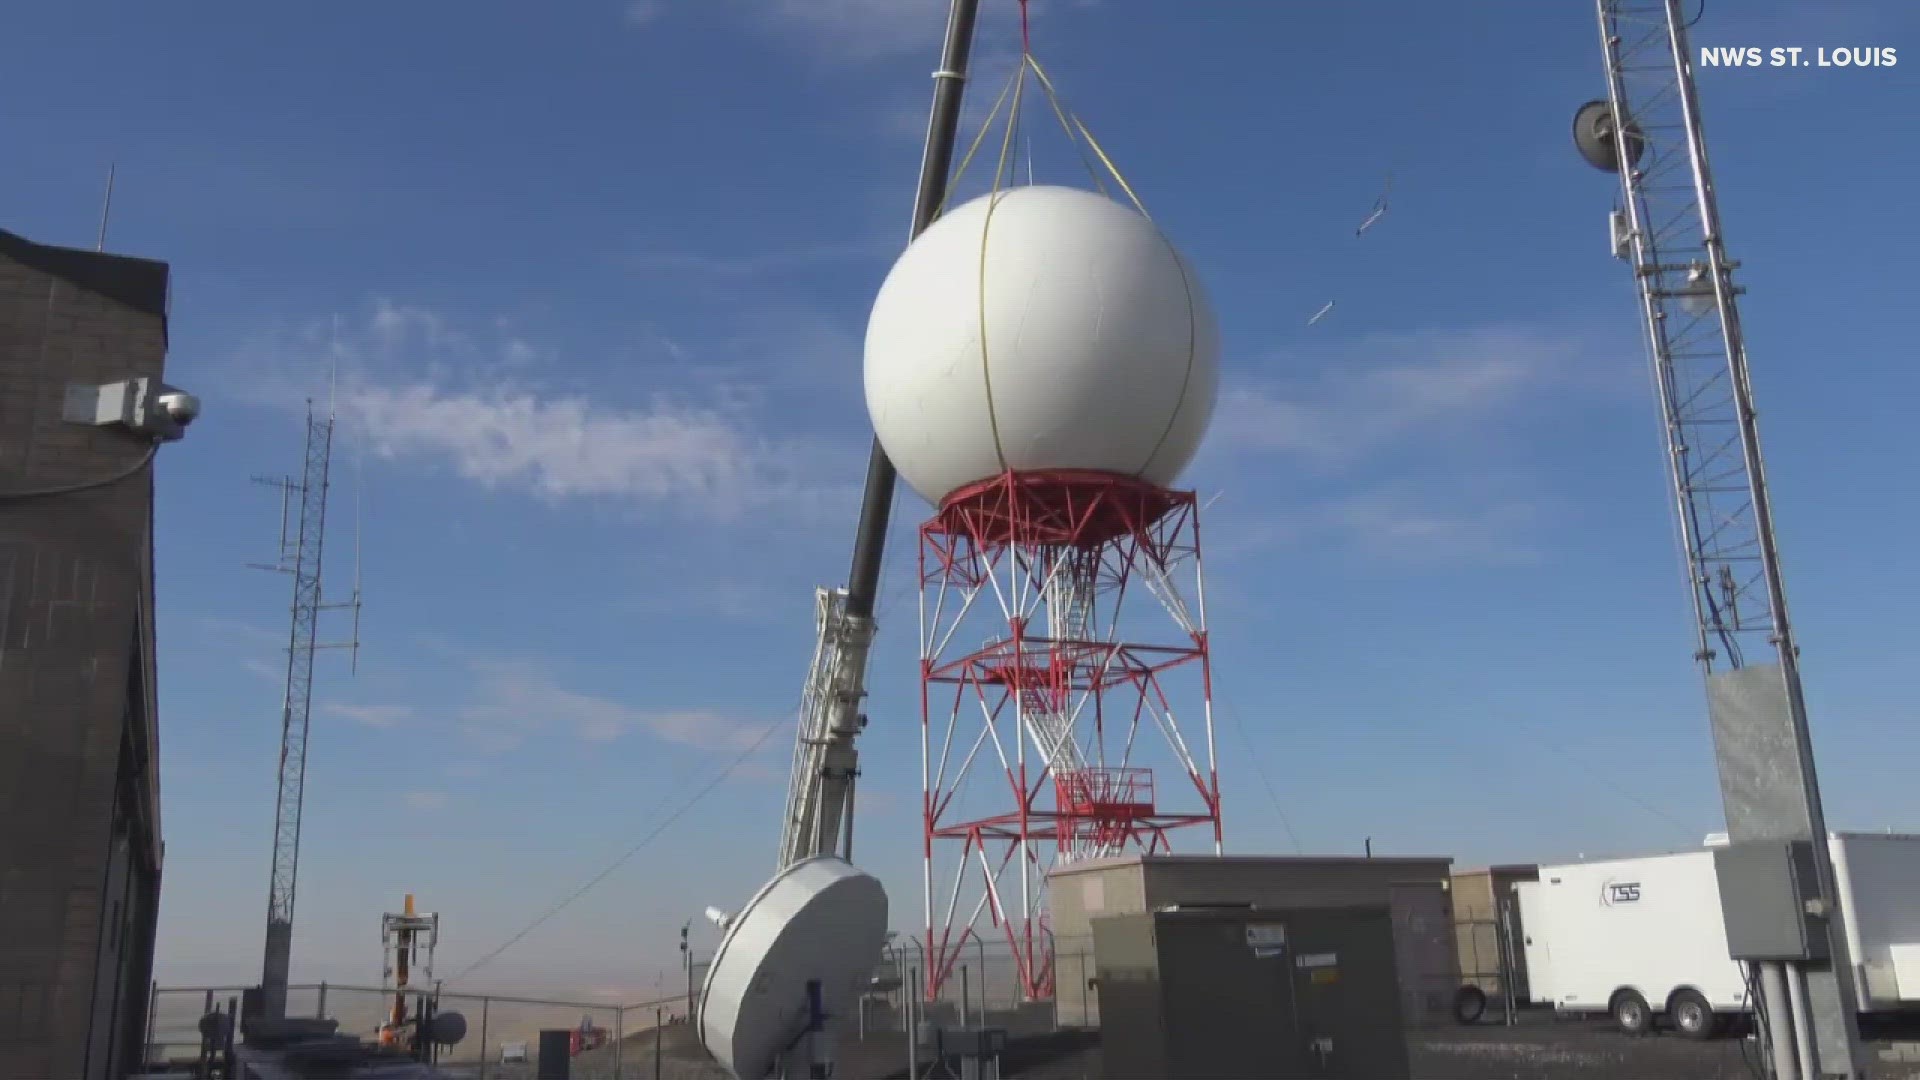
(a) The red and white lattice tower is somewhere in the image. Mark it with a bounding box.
[864,184,1226,1002]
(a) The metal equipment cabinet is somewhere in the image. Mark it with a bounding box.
[1092,905,1410,1080]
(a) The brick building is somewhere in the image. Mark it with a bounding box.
[0,228,172,1080]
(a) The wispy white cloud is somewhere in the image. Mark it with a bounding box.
[194,618,292,684]
[628,0,1095,62]
[856,787,903,815]
[624,0,666,26]
[1212,487,1543,566]
[229,301,855,522]
[345,381,815,516]
[404,790,450,811]
[623,239,896,284]
[759,0,956,57]
[325,702,413,729]
[1208,327,1582,465]
[1197,326,1614,564]
[196,616,286,650]
[455,659,778,758]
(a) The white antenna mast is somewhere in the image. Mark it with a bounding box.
[327,313,364,674]
[350,427,364,675]
[95,164,116,252]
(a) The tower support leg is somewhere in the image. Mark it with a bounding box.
[916,471,1224,1002]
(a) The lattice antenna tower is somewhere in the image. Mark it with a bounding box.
[1578,0,1865,1073]
[248,394,363,1018]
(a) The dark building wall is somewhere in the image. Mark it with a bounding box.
[0,231,169,1080]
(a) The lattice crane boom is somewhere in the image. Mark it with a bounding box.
[777,0,983,869]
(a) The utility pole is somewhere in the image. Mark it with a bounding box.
[680,920,693,1020]
[1576,2,1866,1076]
[250,399,362,1018]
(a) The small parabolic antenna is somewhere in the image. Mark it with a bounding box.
[425,1010,467,1047]
[1572,99,1647,174]
[698,857,888,1080]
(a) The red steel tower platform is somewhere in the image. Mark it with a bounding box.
[916,469,1223,1002]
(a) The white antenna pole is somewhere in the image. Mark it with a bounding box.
[95,164,116,252]
[328,314,341,422]
[352,433,364,675]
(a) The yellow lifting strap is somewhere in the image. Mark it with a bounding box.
[937,34,1160,475]
[1023,54,1151,220]
[939,48,1151,220]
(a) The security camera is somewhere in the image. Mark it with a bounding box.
[61,377,203,442]
[156,389,202,426]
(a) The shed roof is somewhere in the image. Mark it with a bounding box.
[1049,852,1453,877]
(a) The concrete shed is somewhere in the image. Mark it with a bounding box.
[1048,853,1460,1028]
[1450,865,1538,1001]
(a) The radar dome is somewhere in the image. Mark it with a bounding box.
[864,184,1220,506]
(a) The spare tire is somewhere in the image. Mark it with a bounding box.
[1453,985,1488,1024]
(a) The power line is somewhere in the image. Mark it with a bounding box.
[1216,696,1304,853]
[446,713,790,984]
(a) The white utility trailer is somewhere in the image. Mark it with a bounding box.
[1515,832,1920,1037]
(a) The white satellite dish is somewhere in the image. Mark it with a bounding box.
[698,857,888,1080]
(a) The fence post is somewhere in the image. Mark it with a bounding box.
[316,981,328,1020]
[960,965,970,1031]
[1497,900,1518,1026]
[478,997,489,1080]
[615,1006,624,1078]
[973,937,987,1023]
[898,948,909,1035]
[144,981,157,1068]
[655,1005,665,1080]
[224,996,239,1079]
[907,966,919,1080]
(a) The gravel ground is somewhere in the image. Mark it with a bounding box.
[1411,1013,1920,1080]
[454,1011,1920,1079]
[838,1013,1920,1080]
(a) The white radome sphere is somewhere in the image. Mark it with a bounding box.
[864,184,1220,506]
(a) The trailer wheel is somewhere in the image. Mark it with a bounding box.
[1610,989,1652,1036]
[1453,985,1488,1024]
[1668,989,1717,1039]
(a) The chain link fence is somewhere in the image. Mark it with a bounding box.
[851,936,1079,1041]
[152,910,1517,1073]
[151,941,1078,1074]
[166,931,1372,1076]
[146,983,726,1079]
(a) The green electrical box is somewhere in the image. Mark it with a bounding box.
[1091,905,1410,1080]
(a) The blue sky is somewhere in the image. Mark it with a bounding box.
[5,0,1917,999]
